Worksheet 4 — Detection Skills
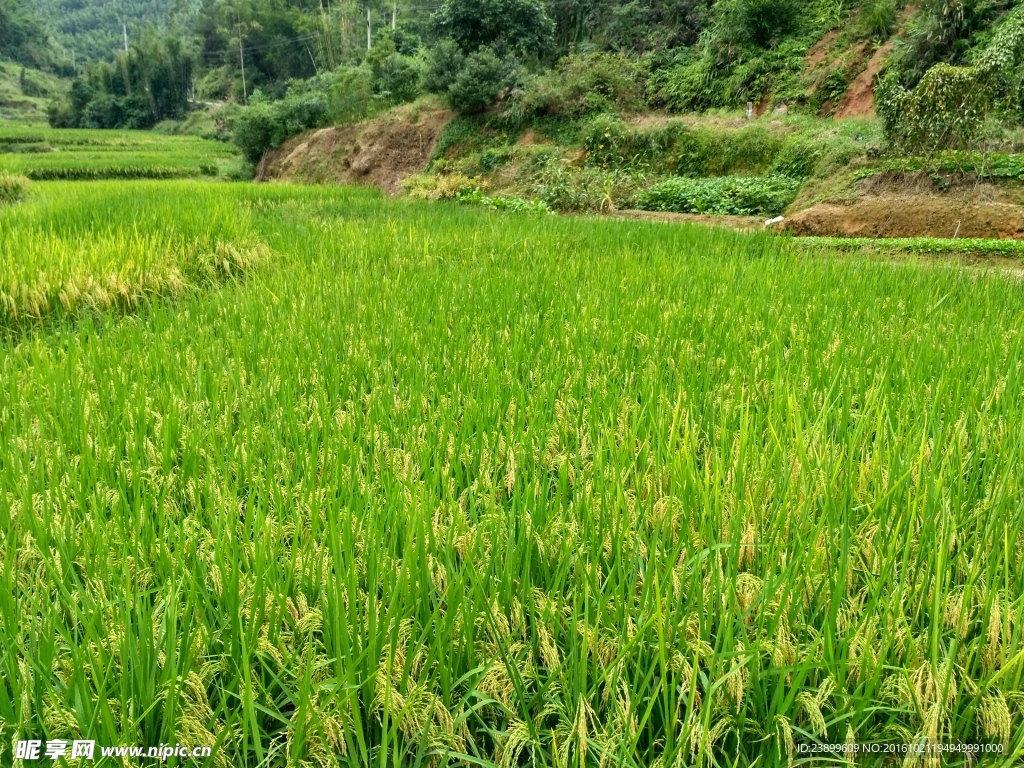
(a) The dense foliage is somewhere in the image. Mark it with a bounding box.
[629,174,802,215]
[0,0,53,69]
[47,34,194,129]
[33,0,177,63]
[13,0,1024,162]
[877,3,1024,153]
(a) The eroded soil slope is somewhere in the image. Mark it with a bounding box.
[782,173,1024,239]
[257,105,452,195]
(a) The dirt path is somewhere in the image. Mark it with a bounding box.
[609,209,764,231]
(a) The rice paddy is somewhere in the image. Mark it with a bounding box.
[1,177,1023,767]
[0,122,241,180]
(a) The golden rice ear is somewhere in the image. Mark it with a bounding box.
[796,691,827,737]
[979,692,1011,749]
[774,715,795,768]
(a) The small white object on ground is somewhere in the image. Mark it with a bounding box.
[765,216,785,227]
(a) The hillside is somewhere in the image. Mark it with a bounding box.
[0,61,65,122]
[33,0,182,63]
[0,0,53,69]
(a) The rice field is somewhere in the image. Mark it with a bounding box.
[0,182,268,330]
[1,180,1023,767]
[0,122,241,180]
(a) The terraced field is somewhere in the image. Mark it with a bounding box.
[0,121,241,180]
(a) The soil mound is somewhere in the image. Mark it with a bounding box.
[258,105,452,195]
[782,194,1024,239]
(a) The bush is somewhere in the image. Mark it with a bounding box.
[328,66,375,124]
[629,175,801,216]
[432,0,554,59]
[862,0,898,41]
[196,66,234,101]
[0,173,30,205]
[423,40,466,95]
[447,48,514,113]
[736,0,800,47]
[367,39,422,105]
[404,171,481,199]
[581,116,786,176]
[231,88,329,164]
[508,53,648,119]
[768,137,824,179]
[649,53,715,112]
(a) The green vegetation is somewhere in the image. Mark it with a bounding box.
[877,3,1024,154]
[422,112,880,215]
[33,0,177,64]
[796,235,1024,257]
[0,181,267,329]
[0,0,53,70]
[46,35,194,130]
[2,180,1024,765]
[0,60,64,123]
[0,171,28,203]
[0,121,242,180]
[629,175,802,216]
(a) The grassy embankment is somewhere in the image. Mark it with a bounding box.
[1,175,1023,765]
[0,61,64,124]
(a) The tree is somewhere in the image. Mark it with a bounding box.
[446,46,512,112]
[0,0,51,68]
[433,0,554,59]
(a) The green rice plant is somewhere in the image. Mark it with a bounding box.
[21,166,206,181]
[796,235,1024,257]
[629,174,802,215]
[0,122,240,180]
[0,181,1023,767]
[0,172,28,204]
[0,181,269,330]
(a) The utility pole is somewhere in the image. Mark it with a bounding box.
[238,23,248,104]
[366,6,372,50]
[71,47,75,70]
[123,23,129,53]
[392,0,397,30]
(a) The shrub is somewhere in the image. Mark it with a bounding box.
[196,66,234,101]
[423,40,466,95]
[404,171,481,199]
[328,66,375,124]
[232,88,329,164]
[768,137,824,179]
[581,117,786,176]
[0,173,30,205]
[508,53,648,119]
[649,54,715,112]
[862,0,898,41]
[736,0,800,47]
[432,0,554,59]
[478,147,511,170]
[447,48,514,113]
[367,39,422,104]
[629,175,801,216]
